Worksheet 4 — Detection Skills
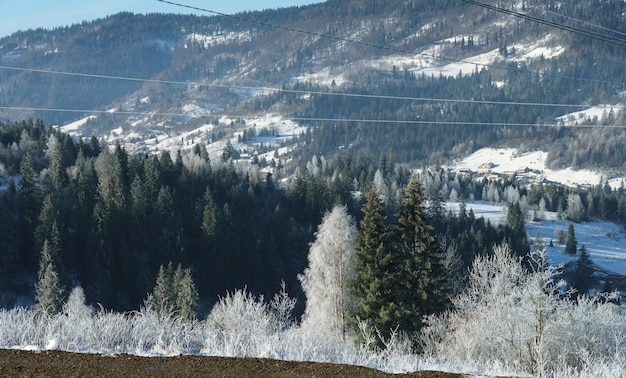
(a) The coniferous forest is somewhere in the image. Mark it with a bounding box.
[0,118,523,313]
[2,119,624,316]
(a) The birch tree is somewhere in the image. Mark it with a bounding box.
[299,205,357,339]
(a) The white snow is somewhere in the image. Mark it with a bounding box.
[186,31,252,49]
[296,33,565,87]
[555,105,623,126]
[455,147,621,188]
[448,201,626,276]
[58,116,97,133]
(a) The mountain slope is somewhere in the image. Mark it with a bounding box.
[2,0,626,172]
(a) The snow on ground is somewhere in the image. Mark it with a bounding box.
[186,31,252,49]
[57,115,97,134]
[448,201,626,276]
[415,47,503,77]
[446,201,508,225]
[527,218,626,275]
[455,147,622,188]
[296,34,564,86]
[509,34,565,63]
[555,105,623,126]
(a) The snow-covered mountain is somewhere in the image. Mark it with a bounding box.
[2,0,626,177]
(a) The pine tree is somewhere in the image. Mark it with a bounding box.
[299,205,357,339]
[565,223,577,255]
[34,239,67,315]
[152,262,175,317]
[506,201,530,257]
[150,262,198,321]
[18,154,40,269]
[572,245,596,295]
[350,188,401,344]
[391,179,447,342]
[173,264,199,322]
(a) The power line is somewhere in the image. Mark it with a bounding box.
[2,2,623,127]
[461,0,626,46]
[0,65,598,110]
[0,106,187,117]
[2,106,625,129]
[155,0,617,86]
[544,9,626,39]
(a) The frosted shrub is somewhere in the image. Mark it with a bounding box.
[421,244,626,376]
[0,307,45,348]
[204,288,276,357]
[270,281,297,332]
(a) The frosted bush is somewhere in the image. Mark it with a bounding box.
[421,244,626,376]
[203,288,277,357]
[0,307,45,348]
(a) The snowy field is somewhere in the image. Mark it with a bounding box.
[454,147,626,190]
[448,201,626,276]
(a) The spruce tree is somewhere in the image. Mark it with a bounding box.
[152,262,175,317]
[34,239,67,315]
[505,201,530,257]
[350,188,401,344]
[572,245,596,295]
[391,179,447,342]
[565,222,577,255]
[173,264,199,322]
[150,262,198,321]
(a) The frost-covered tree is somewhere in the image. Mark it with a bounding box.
[150,262,198,321]
[422,245,557,374]
[152,262,175,317]
[34,239,67,315]
[373,169,388,198]
[422,244,624,376]
[566,193,584,223]
[299,205,357,339]
[173,264,199,322]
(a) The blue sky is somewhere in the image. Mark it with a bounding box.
[0,1,321,38]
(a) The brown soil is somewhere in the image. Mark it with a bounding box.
[0,349,465,378]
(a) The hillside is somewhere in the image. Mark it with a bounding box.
[2,0,626,173]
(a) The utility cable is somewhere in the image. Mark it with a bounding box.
[155,0,617,86]
[461,0,626,46]
[3,106,625,129]
[0,65,599,110]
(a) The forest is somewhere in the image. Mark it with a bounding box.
[1,119,622,315]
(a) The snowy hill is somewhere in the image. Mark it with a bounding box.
[2,1,626,174]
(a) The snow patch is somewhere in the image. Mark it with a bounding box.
[449,201,626,276]
[455,147,619,187]
[58,116,97,133]
[555,105,623,126]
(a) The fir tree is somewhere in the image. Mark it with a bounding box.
[151,262,175,317]
[173,264,199,322]
[350,188,400,344]
[505,201,530,257]
[150,262,198,321]
[34,239,67,315]
[391,178,447,342]
[565,223,577,255]
[572,245,596,295]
